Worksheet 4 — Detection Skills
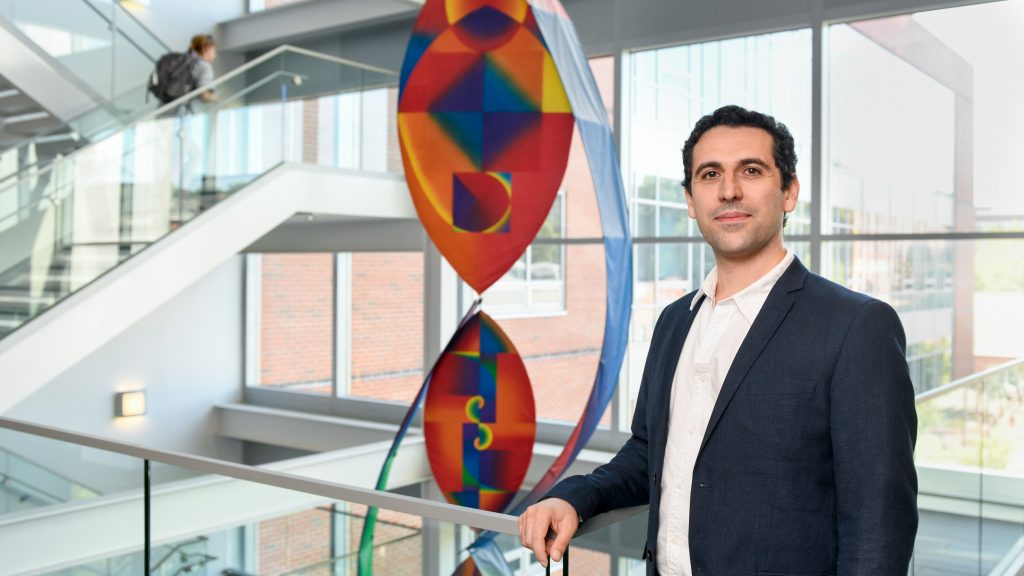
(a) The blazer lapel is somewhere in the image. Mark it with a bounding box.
[697,258,809,457]
[651,293,705,478]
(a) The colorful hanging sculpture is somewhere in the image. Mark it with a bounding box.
[397,0,574,294]
[359,0,632,574]
[424,311,535,512]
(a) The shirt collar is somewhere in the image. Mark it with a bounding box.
[690,250,795,322]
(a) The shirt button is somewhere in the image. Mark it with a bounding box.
[672,535,681,544]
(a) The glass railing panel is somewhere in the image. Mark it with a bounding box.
[0,48,398,340]
[147,465,509,576]
[0,427,145,576]
[565,505,647,576]
[912,359,1024,575]
[0,415,521,575]
[85,0,166,62]
[0,0,169,186]
[979,362,1024,575]
[0,0,163,102]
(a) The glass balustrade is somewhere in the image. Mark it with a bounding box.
[0,355,1022,576]
[0,426,145,576]
[912,359,1024,575]
[0,0,173,183]
[0,46,399,341]
[0,417,521,576]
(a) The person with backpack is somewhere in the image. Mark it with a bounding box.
[149,34,218,105]
[187,34,218,102]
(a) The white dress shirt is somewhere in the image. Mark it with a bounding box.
[656,250,794,576]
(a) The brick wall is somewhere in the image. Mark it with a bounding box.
[500,243,608,424]
[259,253,334,388]
[553,547,612,576]
[345,504,424,576]
[302,99,319,164]
[262,0,305,8]
[258,507,332,574]
[349,252,424,402]
[386,87,403,174]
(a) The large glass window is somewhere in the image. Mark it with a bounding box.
[821,0,1024,399]
[247,251,424,402]
[488,243,608,426]
[629,29,813,239]
[827,2,1024,233]
[488,192,566,317]
[243,3,1024,464]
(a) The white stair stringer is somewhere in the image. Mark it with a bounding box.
[0,163,415,414]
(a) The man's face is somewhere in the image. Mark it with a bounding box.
[685,125,799,260]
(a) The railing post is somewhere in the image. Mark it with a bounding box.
[144,458,151,574]
[545,545,568,575]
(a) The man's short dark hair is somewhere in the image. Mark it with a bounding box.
[681,105,797,193]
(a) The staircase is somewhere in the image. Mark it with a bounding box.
[0,45,409,413]
[0,0,171,184]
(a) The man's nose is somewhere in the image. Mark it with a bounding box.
[719,174,742,201]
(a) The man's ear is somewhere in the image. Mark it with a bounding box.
[783,174,800,213]
[684,185,696,219]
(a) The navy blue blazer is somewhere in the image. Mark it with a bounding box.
[546,258,918,575]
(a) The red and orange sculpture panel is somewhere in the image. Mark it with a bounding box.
[424,312,535,513]
[398,0,574,294]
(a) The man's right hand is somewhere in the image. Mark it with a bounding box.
[518,498,580,568]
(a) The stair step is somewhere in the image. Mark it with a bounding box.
[0,292,56,315]
[0,315,22,329]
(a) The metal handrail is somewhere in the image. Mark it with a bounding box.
[0,444,99,497]
[79,0,168,62]
[147,44,395,122]
[0,360,1015,559]
[915,357,1024,404]
[0,415,518,536]
[0,45,397,198]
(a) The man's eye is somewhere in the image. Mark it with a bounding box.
[744,166,763,175]
[701,170,718,179]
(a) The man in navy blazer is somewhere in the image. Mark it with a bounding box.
[519,105,918,575]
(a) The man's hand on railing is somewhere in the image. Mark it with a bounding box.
[518,497,579,568]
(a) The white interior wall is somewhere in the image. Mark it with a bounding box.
[125,0,246,52]
[123,0,247,74]
[5,256,246,467]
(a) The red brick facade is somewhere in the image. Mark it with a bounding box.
[258,508,333,574]
[259,253,334,389]
[349,252,425,402]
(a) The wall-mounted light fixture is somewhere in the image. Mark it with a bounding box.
[114,390,146,417]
